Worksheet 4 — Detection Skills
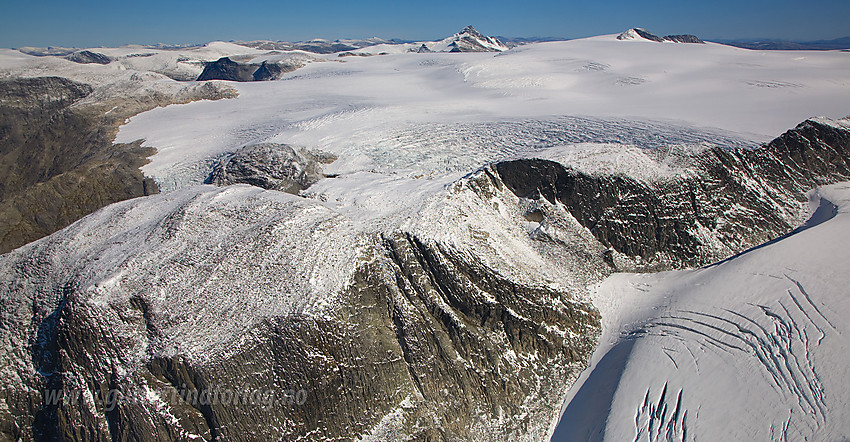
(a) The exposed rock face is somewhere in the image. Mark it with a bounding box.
[197,57,299,82]
[1,116,848,441]
[65,50,112,64]
[494,117,850,270]
[0,77,155,254]
[206,143,336,193]
[0,184,600,441]
[251,61,283,81]
[196,57,257,82]
[663,34,705,44]
[448,25,509,52]
[617,29,704,44]
[0,76,236,254]
[617,28,665,42]
[417,43,433,53]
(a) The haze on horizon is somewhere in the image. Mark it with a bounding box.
[1,0,849,48]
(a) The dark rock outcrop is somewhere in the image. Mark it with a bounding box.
[617,28,665,42]
[618,29,705,44]
[197,57,299,82]
[65,50,112,64]
[196,57,257,82]
[448,25,509,52]
[663,34,705,44]
[206,143,336,193]
[0,77,236,254]
[0,185,599,441]
[251,61,283,81]
[493,117,850,270]
[417,43,433,53]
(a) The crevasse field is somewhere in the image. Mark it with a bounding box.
[113,34,850,441]
[4,30,849,440]
[116,34,850,194]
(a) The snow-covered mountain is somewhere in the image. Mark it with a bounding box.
[237,37,399,54]
[617,28,705,44]
[340,25,509,55]
[1,29,850,441]
[440,25,510,52]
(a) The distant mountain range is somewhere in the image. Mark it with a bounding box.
[714,36,850,50]
[14,30,850,56]
[238,26,510,55]
[236,37,400,54]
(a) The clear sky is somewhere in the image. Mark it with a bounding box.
[1,0,848,48]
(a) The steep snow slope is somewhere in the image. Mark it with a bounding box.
[553,182,850,441]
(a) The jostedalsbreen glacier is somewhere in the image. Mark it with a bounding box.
[1,29,850,441]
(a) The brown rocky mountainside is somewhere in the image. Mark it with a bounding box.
[0,76,234,254]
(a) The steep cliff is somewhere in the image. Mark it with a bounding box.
[1,117,848,441]
[494,117,850,270]
[0,184,600,441]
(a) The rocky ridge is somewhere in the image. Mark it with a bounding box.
[196,57,301,82]
[65,50,112,65]
[206,143,336,193]
[494,117,850,270]
[0,116,849,441]
[447,25,509,52]
[0,76,237,254]
[617,28,705,44]
[0,179,601,440]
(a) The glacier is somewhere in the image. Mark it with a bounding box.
[1,29,850,441]
[553,183,850,441]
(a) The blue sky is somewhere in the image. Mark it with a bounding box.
[1,0,848,48]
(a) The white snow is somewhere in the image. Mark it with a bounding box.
[110,37,850,206]
[552,182,850,441]
[66,184,365,363]
[351,27,508,55]
[3,31,850,440]
[616,29,648,41]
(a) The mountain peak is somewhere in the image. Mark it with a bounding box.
[617,28,705,44]
[460,25,483,37]
[446,25,508,52]
[617,28,664,42]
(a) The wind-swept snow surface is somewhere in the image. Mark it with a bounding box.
[553,183,850,441]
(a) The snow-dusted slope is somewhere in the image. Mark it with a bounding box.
[553,182,850,441]
[0,176,602,440]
